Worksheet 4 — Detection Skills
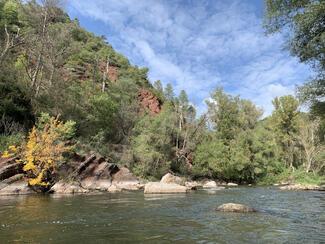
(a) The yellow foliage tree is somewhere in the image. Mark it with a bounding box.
[2,145,18,158]
[22,114,75,188]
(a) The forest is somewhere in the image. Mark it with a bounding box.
[0,0,324,189]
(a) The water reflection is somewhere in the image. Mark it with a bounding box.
[0,188,324,243]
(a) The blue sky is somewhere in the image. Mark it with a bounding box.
[65,0,311,116]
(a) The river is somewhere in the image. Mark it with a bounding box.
[0,187,324,243]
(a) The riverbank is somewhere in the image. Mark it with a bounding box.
[1,153,324,196]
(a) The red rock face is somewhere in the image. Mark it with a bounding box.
[107,66,118,82]
[98,62,119,82]
[138,89,162,115]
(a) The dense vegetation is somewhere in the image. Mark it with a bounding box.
[0,0,324,188]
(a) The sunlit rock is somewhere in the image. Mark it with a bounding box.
[144,182,188,194]
[51,181,89,194]
[0,180,34,195]
[279,184,324,191]
[227,182,238,186]
[216,203,256,213]
[203,181,217,188]
[160,173,185,185]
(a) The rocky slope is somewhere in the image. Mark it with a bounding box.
[0,154,142,195]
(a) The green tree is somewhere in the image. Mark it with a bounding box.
[131,104,177,179]
[271,95,300,169]
[153,80,163,94]
[264,0,325,117]
[295,116,325,173]
[164,83,174,101]
[207,88,241,141]
[193,88,266,183]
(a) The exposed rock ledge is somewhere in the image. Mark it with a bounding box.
[0,154,142,195]
[279,184,325,191]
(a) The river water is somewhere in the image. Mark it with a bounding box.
[0,187,324,243]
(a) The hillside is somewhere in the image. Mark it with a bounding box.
[0,0,324,190]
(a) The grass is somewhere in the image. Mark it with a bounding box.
[258,168,325,186]
[0,133,25,152]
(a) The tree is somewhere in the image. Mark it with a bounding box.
[153,80,163,94]
[18,0,74,99]
[264,0,325,116]
[164,83,174,101]
[271,95,300,169]
[0,0,24,65]
[207,88,241,141]
[22,113,75,191]
[193,88,267,183]
[296,117,324,173]
[131,104,177,179]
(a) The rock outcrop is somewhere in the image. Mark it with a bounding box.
[0,157,23,181]
[0,180,35,196]
[144,182,188,194]
[111,167,141,190]
[51,181,89,194]
[0,157,28,195]
[138,89,161,115]
[216,203,256,213]
[0,153,141,195]
[53,154,141,194]
[279,184,324,191]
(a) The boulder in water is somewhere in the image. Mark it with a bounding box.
[144,182,188,194]
[203,181,217,188]
[160,173,184,185]
[227,182,238,186]
[185,181,202,190]
[216,203,256,213]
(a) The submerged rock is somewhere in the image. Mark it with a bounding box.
[279,184,324,191]
[160,173,184,185]
[144,182,188,194]
[216,203,256,213]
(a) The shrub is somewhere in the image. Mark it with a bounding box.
[22,114,76,190]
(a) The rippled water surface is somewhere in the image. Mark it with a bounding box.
[0,187,324,243]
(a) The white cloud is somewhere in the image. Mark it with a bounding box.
[66,0,311,116]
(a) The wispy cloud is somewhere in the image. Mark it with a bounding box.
[66,0,311,116]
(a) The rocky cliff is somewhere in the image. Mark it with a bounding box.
[138,89,162,115]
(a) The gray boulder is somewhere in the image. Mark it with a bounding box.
[217,203,256,213]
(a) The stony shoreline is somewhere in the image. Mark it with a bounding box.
[0,156,324,196]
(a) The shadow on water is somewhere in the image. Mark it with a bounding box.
[0,187,324,243]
